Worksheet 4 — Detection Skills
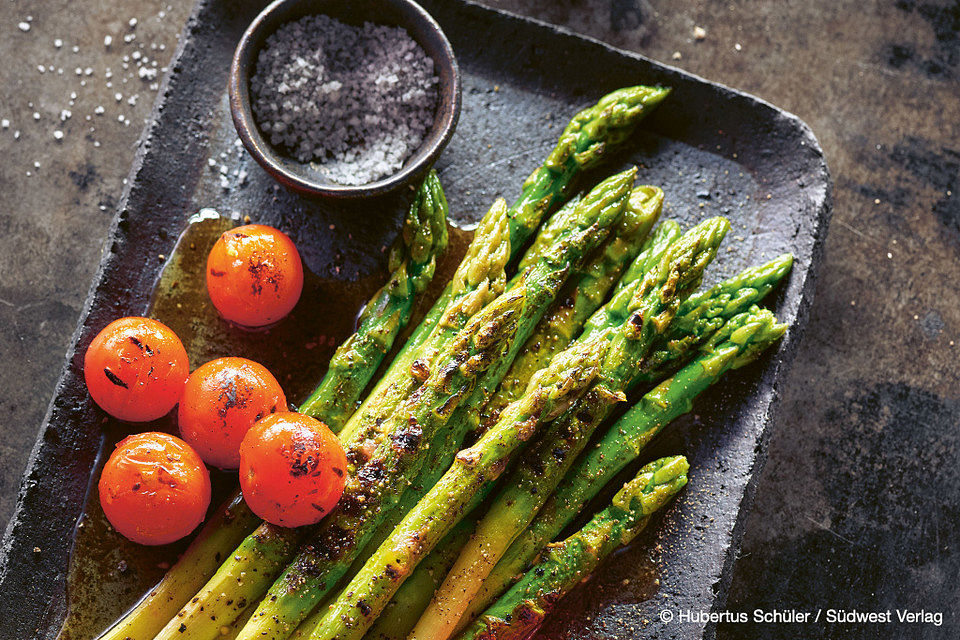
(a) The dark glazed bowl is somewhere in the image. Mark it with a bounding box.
[229,0,461,199]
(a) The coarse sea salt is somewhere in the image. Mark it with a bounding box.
[249,14,439,186]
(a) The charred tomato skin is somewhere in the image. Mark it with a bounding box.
[178,357,287,469]
[206,224,304,328]
[239,412,347,527]
[98,432,211,546]
[83,317,190,422]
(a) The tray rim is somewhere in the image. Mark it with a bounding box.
[0,1,832,637]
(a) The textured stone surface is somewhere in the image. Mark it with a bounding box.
[0,0,957,638]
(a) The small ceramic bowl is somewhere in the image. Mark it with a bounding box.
[229,0,461,199]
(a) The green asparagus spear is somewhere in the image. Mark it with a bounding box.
[237,169,638,640]
[617,221,682,291]
[381,252,794,640]
[339,84,669,447]
[635,253,793,385]
[465,307,787,624]
[579,220,682,342]
[96,493,260,640]
[312,218,728,640]
[338,197,511,448]
[307,335,607,640]
[355,213,674,640]
[457,456,689,640]
[510,85,671,251]
[412,217,729,640]
[232,290,524,640]
[341,171,641,570]
[480,186,663,431]
[299,170,449,431]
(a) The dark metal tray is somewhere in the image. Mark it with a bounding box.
[0,1,830,638]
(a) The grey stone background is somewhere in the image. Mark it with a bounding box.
[0,0,957,638]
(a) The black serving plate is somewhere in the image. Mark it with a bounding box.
[0,1,830,639]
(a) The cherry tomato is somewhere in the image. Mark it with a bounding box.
[239,412,347,527]
[84,317,190,422]
[206,224,304,328]
[98,432,211,545]
[178,357,287,469]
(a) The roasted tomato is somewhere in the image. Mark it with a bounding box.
[98,432,211,545]
[205,224,304,328]
[84,317,190,422]
[239,412,347,527]
[178,357,287,469]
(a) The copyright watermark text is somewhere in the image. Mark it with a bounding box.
[658,608,943,627]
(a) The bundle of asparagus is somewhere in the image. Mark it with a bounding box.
[95,84,792,640]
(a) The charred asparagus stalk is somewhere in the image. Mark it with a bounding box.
[478,186,664,432]
[337,196,511,448]
[339,84,670,448]
[353,223,680,640]
[306,337,606,640]
[96,493,259,640]
[299,170,449,432]
[236,169,638,640]
[457,457,689,640]
[310,218,727,640]
[410,217,729,640]
[341,173,645,576]
[464,307,788,625]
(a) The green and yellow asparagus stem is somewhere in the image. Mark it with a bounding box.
[579,219,682,342]
[465,307,787,625]
[237,168,638,640]
[338,197,511,449]
[480,186,663,431]
[299,171,449,432]
[341,170,640,577]
[510,85,670,251]
[96,493,259,640]
[339,85,669,448]
[307,333,608,640]
[411,217,729,640]
[457,456,689,640]
[235,290,526,640]
[356,216,678,640]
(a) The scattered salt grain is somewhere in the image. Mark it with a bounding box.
[104,35,113,48]
[129,18,138,28]
[250,14,439,185]
[54,38,63,48]
[1,119,8,129]
[694,26,707,40]
[18,22,30,32]
[53,130,64,140]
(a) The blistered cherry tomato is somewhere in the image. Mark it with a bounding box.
[206,224,304,328]
[98,432,211,545]
[84,317,189,422]
[239,412,347,527]
[178,357,287,469]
